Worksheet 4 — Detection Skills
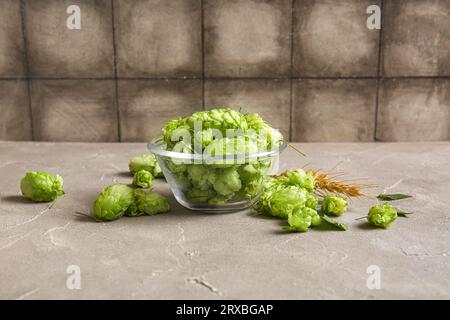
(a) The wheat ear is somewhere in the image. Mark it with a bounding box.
[311,170,373,198]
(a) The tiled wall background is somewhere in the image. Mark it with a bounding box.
[1,0,449,142]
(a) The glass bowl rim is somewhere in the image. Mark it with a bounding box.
[148,136,287,161]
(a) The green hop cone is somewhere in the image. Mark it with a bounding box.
[20,171,65,202]
[194,128,215,149]
[367,203,397,228]
[173,173,191,191]
[256,125,284,150]
[286,169,315,192]
[135,189,170,215]
[260,185,308,219]
[321,195,348,216]
[187,188,216,203]
[288,207,321,232]
[167,160,187,174]
[238,175,263,199]
[124,200,142,217]
[187,165,216,191]
[93,184,135,222]
[160,108,284,156]
[203,137,258,168]
[204,137,258,157]
[306,193,319,209]
[187,108,248,134]
[245,113,267,131]
[213,167,242,197]
[162,118,190,147]
[172,140,193,154]
[309,208,322,227]
[288,210,311,232]
[133,170,153,189]
[237,161,271,199]
[129,153,163,178]
[245,113,284,149]
[208,195,231,205]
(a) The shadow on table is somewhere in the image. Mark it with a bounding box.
[246,210,277,221]
[73,212,97,223]
[270,229,294,235]
[116,171,132,178]
[355,221,375,230]
[1,195,35,204]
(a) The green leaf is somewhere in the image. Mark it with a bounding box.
[321,215,347,231]
[393,207,413,217]
[377,193,412,201]
[74,211,95,221]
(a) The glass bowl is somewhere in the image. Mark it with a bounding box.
[148,137,287,212]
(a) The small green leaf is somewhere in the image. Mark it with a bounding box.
[321,215,347,231]
[74,211,95,221]
[377,193,412,201]
[393,207,413,217]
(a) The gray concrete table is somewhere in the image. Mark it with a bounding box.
[0,142,449,299]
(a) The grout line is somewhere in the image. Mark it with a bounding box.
[374,0,385,141]
[0,77,28,80]
[20,0,34,141]
[2,76,450,81]
[22,76,204,81]
[379,76,450,80]
[206,76,292,80]
[374,79,382,142]
[289,0,295,142]
[115,76,203,80]
[377,0,385,78]
[110,0,121,142]
[26,77,117,81]
[292,76,378,80]
[201,78,206,110]
[200,76,291,80]
[201,0,206,110]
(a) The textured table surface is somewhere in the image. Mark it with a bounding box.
[0,142,449,299]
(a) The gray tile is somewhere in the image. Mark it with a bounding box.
[30,80,118,141]
[118,80,202,142]
[25,0,114,78]
[0,81,32,140]
[204,0,291,77]
[114,0,202,77]
[383,0,450,76]
[377,79,450,141]
[292,80,377,142]
[204,79,290,138]
[293,0,380,77]
[0,0,25,77]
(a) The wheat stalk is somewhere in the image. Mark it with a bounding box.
[273,169,374,198]
[311,170,369,197]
